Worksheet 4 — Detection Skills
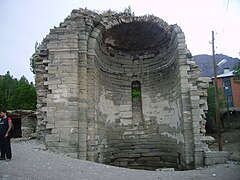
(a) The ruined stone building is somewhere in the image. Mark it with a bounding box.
[34,8,211,170]
[8,110,37,138]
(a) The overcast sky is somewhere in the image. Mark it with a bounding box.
[0,0,240,82]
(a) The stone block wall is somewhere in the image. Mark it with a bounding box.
[34,8,210,170]
[204,151,229,166]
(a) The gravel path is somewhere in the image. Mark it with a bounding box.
[0,140,239,180]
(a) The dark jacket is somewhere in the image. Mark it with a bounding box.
[0,118,10,135]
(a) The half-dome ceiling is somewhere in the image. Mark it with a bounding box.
[102,21,173,54]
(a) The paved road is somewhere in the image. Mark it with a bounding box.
[0,140,239,180]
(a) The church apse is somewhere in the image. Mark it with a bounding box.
[34,8,210,170]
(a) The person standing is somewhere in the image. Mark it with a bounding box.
[0,110,12,161]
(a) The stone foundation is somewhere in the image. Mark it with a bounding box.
[204,151,229,166]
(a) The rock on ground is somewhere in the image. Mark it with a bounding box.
[0,140,239,180]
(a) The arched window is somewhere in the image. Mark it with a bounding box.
[131,81,143,126]
[132,81,141,99]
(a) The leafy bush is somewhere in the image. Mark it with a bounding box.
[132,89,141,98]
[233,62,240,84]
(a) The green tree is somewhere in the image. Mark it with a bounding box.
[0,72,36,110]
[207,84,225,122]
[0,71,18,109]
[233,62,240,84]
[9,76,37,110]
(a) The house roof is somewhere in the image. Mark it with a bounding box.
[217,71,234,78]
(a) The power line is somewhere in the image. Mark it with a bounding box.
[222,0,229,35]
[215,0,230,55]
[226,0,229,15]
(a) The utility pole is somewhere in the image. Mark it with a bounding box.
[226,90,230,129]
[212,30,223,151]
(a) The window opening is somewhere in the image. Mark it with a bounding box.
[131,81,143,127]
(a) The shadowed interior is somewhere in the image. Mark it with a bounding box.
[90,20,184,170]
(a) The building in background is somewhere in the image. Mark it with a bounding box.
[217,68,240,110]
[8,110,37,138]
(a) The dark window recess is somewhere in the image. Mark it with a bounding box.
[222,77,234,107]
[11,118,22,138]
[131,81,143,126]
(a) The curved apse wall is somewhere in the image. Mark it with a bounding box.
[91,18,184,170]
[35,9,209,171]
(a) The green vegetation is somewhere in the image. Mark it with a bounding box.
[206,84,225,121]
[233,62,240,84]
[30,41,39,75]
[0,71,36,110]
[132,88,141,98]
[30,54,36,75]
[124,5,132,15]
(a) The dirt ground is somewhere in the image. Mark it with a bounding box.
[0,112,239,180]
[207,111,240,162]
[0,139,239,180]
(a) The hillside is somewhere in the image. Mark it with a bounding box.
[193,54,240,77]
